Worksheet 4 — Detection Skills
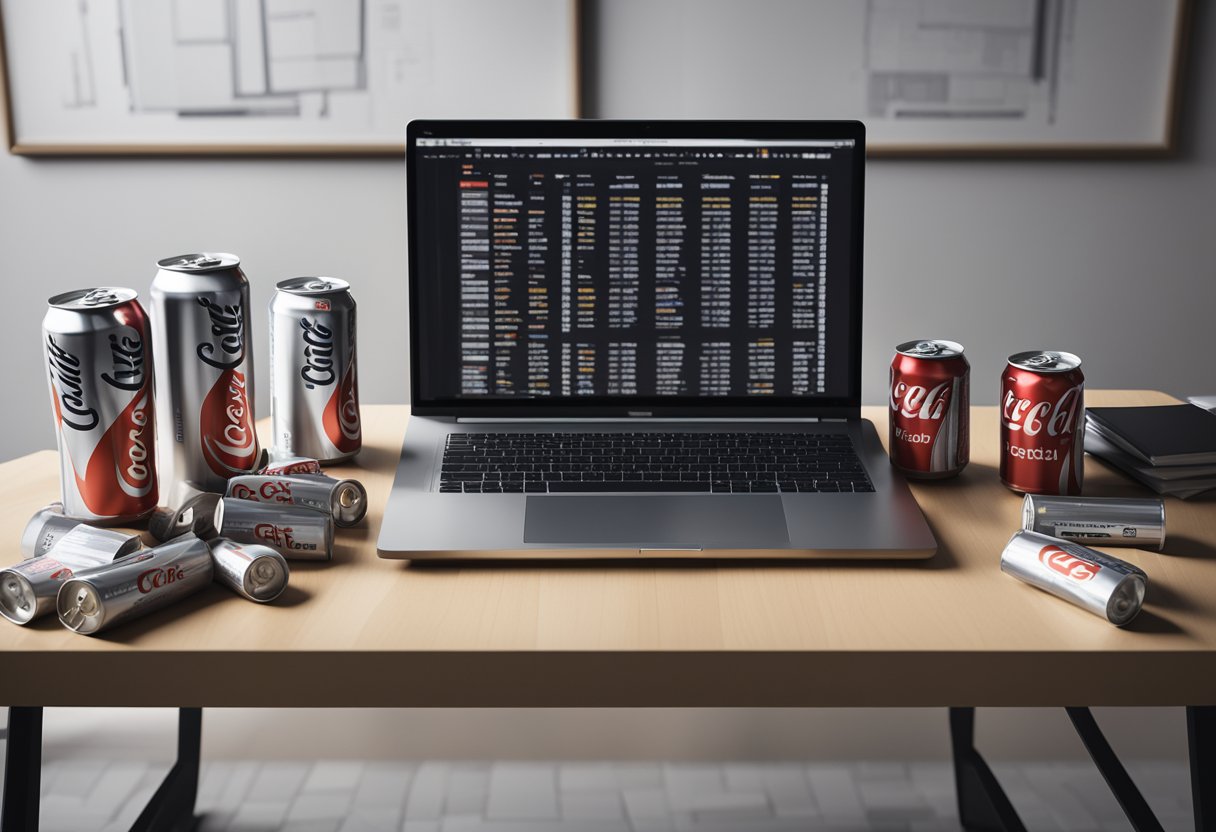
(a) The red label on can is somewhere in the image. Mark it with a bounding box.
[200,368,259,477]
[1000,365,1084,495]
[888,352,969,478]
[323,357,362,453]
[1038,544,1099,581]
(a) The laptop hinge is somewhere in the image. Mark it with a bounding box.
[456,416,830,424]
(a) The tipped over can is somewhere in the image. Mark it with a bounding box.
[226,473,367,527]
[57,533,214,635]
[1022,495,1166,551]
[21,503,142,560]
[208,538,290,603]
[1001,530,1146,626]
[216,498,334,561]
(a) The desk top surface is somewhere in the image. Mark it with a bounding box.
[2,390,1214,708]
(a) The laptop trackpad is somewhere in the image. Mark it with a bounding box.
[524,495,790,548]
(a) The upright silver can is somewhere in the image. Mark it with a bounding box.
[57,533,214,635]
[43,288,158,523]
[1000,530,1146,626]
[1022,495,1166,550]
[270,277,361,463]
[151,254,260,505]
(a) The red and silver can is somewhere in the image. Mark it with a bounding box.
[215,498,334,561]
[43,288,158,523]
[1000,351,1085,495]
[207,538,290,603]
[151,253,260,505]
[888,340,969,479]
[259,452,324,477]
[1,524,142,625]
[1001,529,1146,626]
[269,277,361,463]
[57,533,214,635]
[226,473,367,527]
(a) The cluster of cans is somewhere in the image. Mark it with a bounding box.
[889,340,1085,495]
[11,253,368,635]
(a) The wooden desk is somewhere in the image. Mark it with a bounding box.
[2,390,1214,709]
[2,390,1214,831]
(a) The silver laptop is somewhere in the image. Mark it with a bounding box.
[378,120,936,560]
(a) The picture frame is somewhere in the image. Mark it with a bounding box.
[0,0,581,156]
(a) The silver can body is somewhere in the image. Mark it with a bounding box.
[151,254,260,505]
[208,538,290,603]
[2,525,143,625]
[259,453,324,476]
[1022,495,1166,550]
[57,534,214,635]
[215,497,334,561]
[21,504,143,560]
[43,288,158,523]
[226,473,367,527]
[1000,530,1147,626]
[269,277,361,463]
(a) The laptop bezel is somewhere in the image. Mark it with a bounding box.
[406,119,865,420]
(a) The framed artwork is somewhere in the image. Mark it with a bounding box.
[0,0,580,156]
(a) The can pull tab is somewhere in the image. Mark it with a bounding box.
[188,256,222,268]
[305,279,334,291]
[81,289,120,306]
[911,341,942,356]
[1024,352,1060,369]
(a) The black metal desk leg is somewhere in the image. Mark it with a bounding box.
[1190,706,1216,832]
[1065,707,1163,832]
[128,707,202,832]
[2,706,43,832]
[949,707,1027,832]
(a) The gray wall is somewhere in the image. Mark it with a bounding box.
[1,1,1211,764]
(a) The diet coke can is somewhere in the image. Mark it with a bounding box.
[1000,351,1085,495]
[1,524,142,625]
[43,288,158,523]
[151,253,260,505]
[226,473,367,527]
[57,533,214,635]
[1001,529,1146,626]
[1022,495,1166,550]
[889,340,969,479]
[269,277,361,463]
[208,538,290,603]
[214,497,334,561]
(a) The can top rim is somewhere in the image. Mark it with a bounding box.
[895,339,965,359]
[156,253,241,272]
[1008,350,1082,372]
[276,276,351,295]
[48,287,138,310]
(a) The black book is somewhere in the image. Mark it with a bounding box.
[1086,405,1216,466]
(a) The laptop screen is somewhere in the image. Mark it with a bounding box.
[408,122,863,416]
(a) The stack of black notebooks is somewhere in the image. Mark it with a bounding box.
[1085,404,1216,499]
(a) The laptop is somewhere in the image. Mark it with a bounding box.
[378,120,936,560]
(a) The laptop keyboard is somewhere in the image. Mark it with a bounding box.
[439,432,875,494]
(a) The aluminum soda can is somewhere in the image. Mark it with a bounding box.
[226,473,367,527]
[215,497,334,561]
[21,503,143,560]
[259,451,324,477]
[889,340,969,479]
[1022,495,1166,550]
[57,533,214,635]
[1000,530,1146,626]
[1,525,143,625]
[150,254,260,505]
[43,288,158,523]
[269,277,361,463]
[1000,351,1085,495]
[208,538,290,603]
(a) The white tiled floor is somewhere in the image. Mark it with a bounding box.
[3,757,1195,832]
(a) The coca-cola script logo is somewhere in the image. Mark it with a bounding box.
[890,380,951,421]
[254,522,315,550]
[137,565,186,593]
[1002,384,1082,437]
[196,298,246,369]
[100,333,147,391]
[1038,544,1099,581]
[299,318,336,387]
[46,335,99,431]
[232,480,293,503]
[200,369,259,477]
